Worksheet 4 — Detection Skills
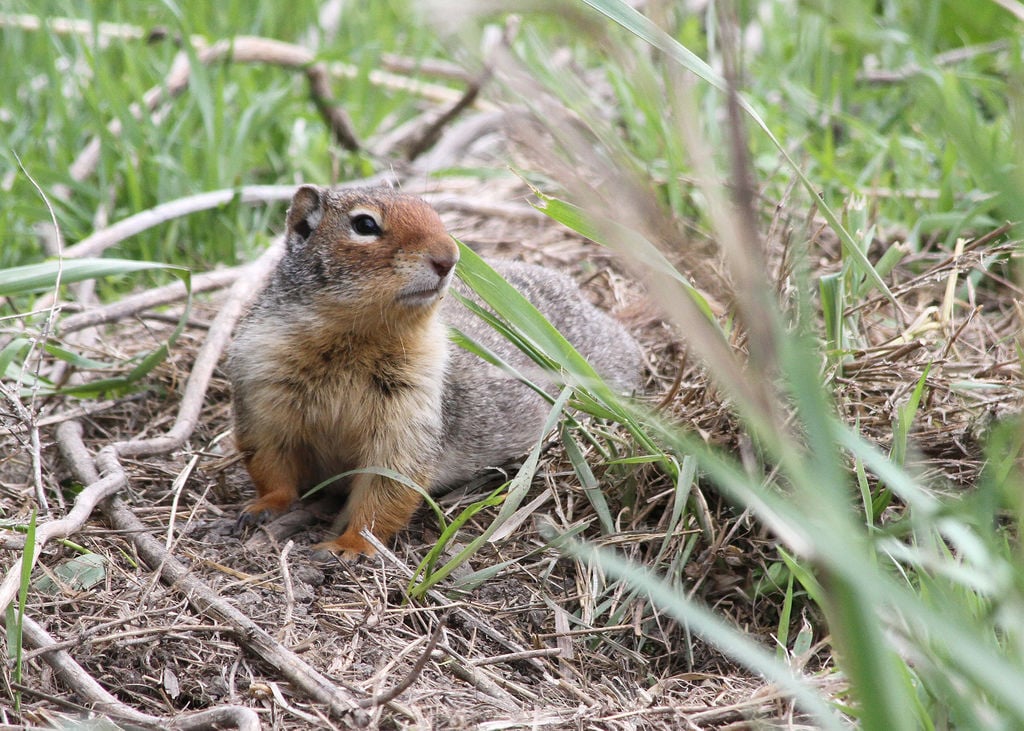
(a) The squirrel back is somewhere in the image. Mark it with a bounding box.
[436,259,643,486]
[226,185,643,556]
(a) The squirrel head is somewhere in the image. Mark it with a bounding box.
[277,185,460,326]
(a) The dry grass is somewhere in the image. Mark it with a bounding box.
[2,8,1022,728]
[2,160,1019,728]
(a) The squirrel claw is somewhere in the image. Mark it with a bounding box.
[233,508,270,535]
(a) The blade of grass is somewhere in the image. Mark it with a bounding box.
[5,510,36,714]
[542,526,845,730]
[579,0,897,305]
[407,387,573,599]
[0,259,188,297]
[890,364,932,467]
[561,424,614,535]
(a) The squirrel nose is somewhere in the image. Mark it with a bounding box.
[429,253,457,278]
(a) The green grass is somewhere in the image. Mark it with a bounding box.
[3,0,1024,728]
[0,0,446,271]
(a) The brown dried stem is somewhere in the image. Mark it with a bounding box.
[15,615,261,730]
[54,420,366,722]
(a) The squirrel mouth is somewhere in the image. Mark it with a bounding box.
[397,286,446,306]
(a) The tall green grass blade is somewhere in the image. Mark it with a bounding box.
[455,239,667,463]
[580,0,896,305]
[775,569,795,660]
[653,454,693,565]
[7,510,37,713]
[545,529,845,730]
[820,271,845,370]
[891,364,932,467]
[561,424,614,534]
[533,192,719,323]
[1,261,192,397]
[0,259,188,297]
[455,243,612,399]
[0,338,32,381]
[408,387,573,599]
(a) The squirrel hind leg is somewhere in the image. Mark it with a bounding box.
[313,472,425,559]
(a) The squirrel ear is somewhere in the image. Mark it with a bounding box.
[286,185,324,243]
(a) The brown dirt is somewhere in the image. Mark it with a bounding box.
[2,140,1020,731]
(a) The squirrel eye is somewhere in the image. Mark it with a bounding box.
[350,213,382,237]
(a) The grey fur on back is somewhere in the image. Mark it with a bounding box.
[435,259,644,487]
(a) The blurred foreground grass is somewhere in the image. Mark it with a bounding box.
[3,1,1024,728]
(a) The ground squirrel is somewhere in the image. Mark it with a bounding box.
[226,185,644,557]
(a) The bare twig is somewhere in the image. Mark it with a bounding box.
[55,31,476,184]
[62,185,298,259]
[359,529,550,677]
[15,615,261,729]
[0,458,125,615]
[59,265,245,334]
[54,421,366,721]
[359,616,446,708]
[278,539,297,639]
[306,63,361,151]
[402,71,490,161]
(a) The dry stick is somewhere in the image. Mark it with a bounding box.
[359,617,446,709]
[111,235,283,458]
[64,32,476,185]
[62,185,298,259]
[399,20,512,162]
[381,52,474,83]
[0,465,125,615]
[306,62,360,151]
[278,540,297,640]
[67,37,314,185]
[359,530,550,678]
[59,266,245,334]
[61,177,397,261]
[858,39,1012,83]
[19,617,261,731]
[0,13,457,85]
[4,429,260,729]
[55,421,365,721]
[402,69,489,161]
[1,13,475,102]
[406,109,509,172]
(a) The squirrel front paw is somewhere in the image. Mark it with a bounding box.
[312,528,376,560]
[234,495,297,535]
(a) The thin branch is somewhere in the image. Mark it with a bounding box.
[359,615,446,708]
[359,529,551,677]
[306,62,361,151]
[0,458,125,615]
[14,615,261,730]
[402,71,489,161]
[62,185,297,259]
[59,265,244,334]
[54,421,365,720]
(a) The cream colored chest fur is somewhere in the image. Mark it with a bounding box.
[234,313,449,482]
